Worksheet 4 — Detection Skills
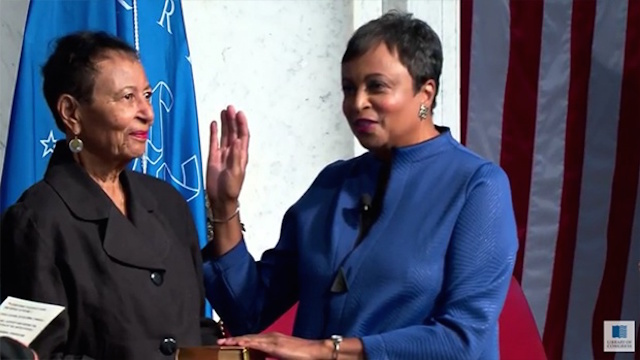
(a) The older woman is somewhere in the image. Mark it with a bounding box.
[204,11,518,360]
[1,31,216,359]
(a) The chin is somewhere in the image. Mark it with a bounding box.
[128,151,145,160]
[357,141,374,151]
[355,136,383,151]
[127,143,147,158]
[117,151,143,164]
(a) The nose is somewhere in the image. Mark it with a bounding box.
[138,96,154,125]
[354,86,371,113]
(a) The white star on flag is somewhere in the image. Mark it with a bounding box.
[39,130,57,158]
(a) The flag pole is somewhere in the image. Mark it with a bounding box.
[132,0,147,174]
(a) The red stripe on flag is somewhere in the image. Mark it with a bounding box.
[500,0,544,282]
[542,1,596,358]
[591,0,640,358]
[460,0,473,145]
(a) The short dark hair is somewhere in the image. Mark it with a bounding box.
[342,11,443,110]
[42,31,138,131]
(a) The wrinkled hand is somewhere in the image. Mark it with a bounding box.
[206,105,249,207]
[218,332,327,360]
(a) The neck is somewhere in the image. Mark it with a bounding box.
[72,148,129,216]
[372,149,393,164]
[372,118,441,163]
[413,117,440,144]
[73,151,125,189]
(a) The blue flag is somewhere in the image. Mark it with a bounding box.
[0,0,209,314]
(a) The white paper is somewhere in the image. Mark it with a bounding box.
[0,296,65,345]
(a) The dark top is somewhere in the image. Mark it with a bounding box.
[1,141,216,359]
[0,337,36,359]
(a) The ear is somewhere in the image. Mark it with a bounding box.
[57,94,82,135]
[419,79,437,108]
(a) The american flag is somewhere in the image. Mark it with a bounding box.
[461,0,639,359]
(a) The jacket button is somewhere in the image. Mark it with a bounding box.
[159,337,177,355]
[151,271,164,286]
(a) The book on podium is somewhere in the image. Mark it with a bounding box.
[175,345,265,360]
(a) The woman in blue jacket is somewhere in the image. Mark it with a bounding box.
[203,11,518,360]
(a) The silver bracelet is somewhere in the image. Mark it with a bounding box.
[211,204,240,223]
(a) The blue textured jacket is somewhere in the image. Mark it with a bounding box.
[203,129,518,359]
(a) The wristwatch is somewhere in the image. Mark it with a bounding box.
[330,335,343,360]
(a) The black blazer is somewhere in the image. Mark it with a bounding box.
[1,142,215,359]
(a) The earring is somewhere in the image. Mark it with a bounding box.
[418,104,429,120]
[68,136,84,153]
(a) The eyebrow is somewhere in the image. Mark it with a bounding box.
[342,73,389,82]
[364,73,387,79]
[118,85,152,93]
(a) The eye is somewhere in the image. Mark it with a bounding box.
[144,91,152,102]
[366,80,386,93]
[341,84,356,96]
[123,93,134,101]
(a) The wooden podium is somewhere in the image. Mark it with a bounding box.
[175,346,265,360]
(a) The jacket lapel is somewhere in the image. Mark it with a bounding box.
[101,204,170,270]
[44,141,171,270]
[102,171,171,270]
[329,154,380,272]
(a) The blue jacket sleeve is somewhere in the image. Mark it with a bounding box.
[202,208,300,336]
[361,163,519,359]
[202,160,347,336]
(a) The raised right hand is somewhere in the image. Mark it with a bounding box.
[206,105,249,212]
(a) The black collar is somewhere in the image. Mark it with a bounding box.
[44,140,157,221]
[43,141,169,270]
